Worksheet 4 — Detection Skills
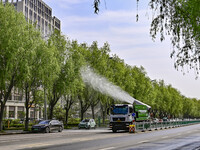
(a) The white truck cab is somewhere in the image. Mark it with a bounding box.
[109,104,134,133]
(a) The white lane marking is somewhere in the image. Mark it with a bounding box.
[186,131,192,133]
[0,139,20,143]
[21,143,51,148]
[11,139,20,142]
[99,147,115,150]
[0,140,8,143]
[161,136,169,139]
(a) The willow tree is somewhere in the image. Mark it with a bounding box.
[61,41,85,125]
[93,0,200,75]
[86,42,111,119]
[20,24,46,130]
[46,30,67,120]
[0,3,34,131]
[149,0,200,75]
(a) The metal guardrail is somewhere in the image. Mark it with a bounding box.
[135,120,200,132]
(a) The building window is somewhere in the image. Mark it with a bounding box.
[29,9,32,15]
[34,13,37,22]
[45,21,47,27]
[30,108,35,119]
[14,95,22,101]
[30,1,33,8]
[18,107,25,119]
[49,23,51,31]
[34,5,36,11]
[29,9,32,20]
[55,22,60,29]
[8,94,12,100]
[26,0,29,5]
[38,16,40,23]
[49,9,51,16]
[38,1,41,8]
[9,106,15,118]
[38,8,41,14]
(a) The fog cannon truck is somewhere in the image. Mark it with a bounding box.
[108,100,151,133]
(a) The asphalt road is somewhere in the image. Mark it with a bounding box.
[0,124,200,150]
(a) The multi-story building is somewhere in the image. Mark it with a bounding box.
[2,0,61,120]
[4,0,61,36]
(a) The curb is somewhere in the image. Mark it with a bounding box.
[0,131,30,136]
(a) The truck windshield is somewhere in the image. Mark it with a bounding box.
[111,106,128,115]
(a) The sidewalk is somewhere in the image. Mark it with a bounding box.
[0,130,29,135]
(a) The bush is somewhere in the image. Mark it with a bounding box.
[67,118,80,124]
[12,124,24,128]
[12,119,20,124]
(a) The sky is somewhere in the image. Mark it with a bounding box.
[43,0,200,99]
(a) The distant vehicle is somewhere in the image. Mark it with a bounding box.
[78,119,96,129]
[32,120,63,133]
[152,118,159,123]
[169,119,173,122]
[163,117,168,122]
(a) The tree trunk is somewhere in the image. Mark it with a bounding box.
[0,75,15,131]
[80,109,84,121]
[48,92,60,119]
[65,108,69,126]
[101,104,106,124]
[0,102,6,131]
[102,110,106,124]
[91,105,95,119]
[49,102,54,120]
[64,95,74,126]
[25,106,29,131]
[25,85,30,131]
[79,98,91,121]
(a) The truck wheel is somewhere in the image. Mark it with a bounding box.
[112,128,117,133]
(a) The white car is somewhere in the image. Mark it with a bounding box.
[152,118,159,123]
[78,119,96,129]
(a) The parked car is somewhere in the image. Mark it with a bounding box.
[78,119,96,129]
[32,120,63,133]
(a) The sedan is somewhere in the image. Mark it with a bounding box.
[32,120,63,133]
[78,119,96,129]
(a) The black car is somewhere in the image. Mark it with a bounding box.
[32,120,63,133]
